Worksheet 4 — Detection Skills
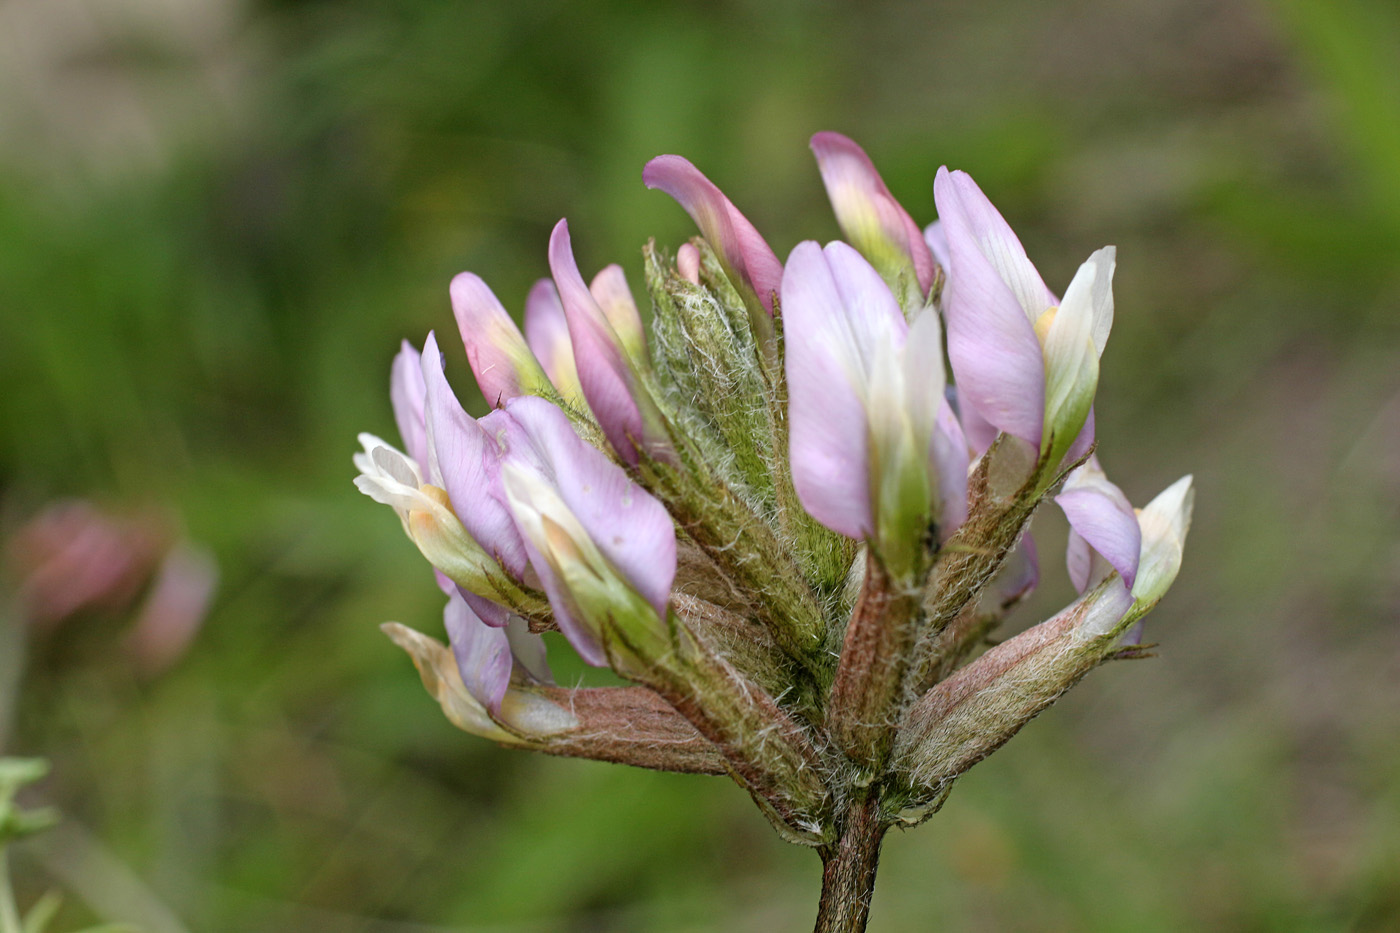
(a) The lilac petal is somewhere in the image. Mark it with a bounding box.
[996,533,1040,607]
[923,220,950,274]
[504,616,552,685]
[420,331,529,576]
[449,273,548,407]
[588,264,647,364]
[933,168,1055,318]
[1056,457,1141,590]
[1063,407,1096,469]
[443,590,513,714]
[461,589,510,629]
[677,242,701,284]
[782,240,907,538]
[934,167,1048,446]
[643,154,783,315]
[932,400,970,537]
[810,132,935,294]
[1064,527,1104,595]
[433,569,456,597]
[504,396,677,621]
[547,220,648,463]
[522,279,585,405]
[956,390,1000,458]
[514,524,604,666]
[390,340,429,470]
[942,384,995,459]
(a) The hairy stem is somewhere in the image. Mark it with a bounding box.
[814,795,886,933]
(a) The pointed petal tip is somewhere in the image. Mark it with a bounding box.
[641,154,692,190]
[809,130,860,155]
[1156,474,1196,529]
[548,217,573,260]
[448,270,483,298]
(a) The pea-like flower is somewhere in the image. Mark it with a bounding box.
[782,239,967,579]
[935,167,1114,474]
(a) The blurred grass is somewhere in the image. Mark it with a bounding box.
[0,0,1398,929]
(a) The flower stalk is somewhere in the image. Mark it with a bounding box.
[814,794,887,933]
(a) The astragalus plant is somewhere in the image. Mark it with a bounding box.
[355,132,1194,932]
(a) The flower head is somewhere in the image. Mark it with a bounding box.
[356,135,1196,875]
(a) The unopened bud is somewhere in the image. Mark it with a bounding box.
[450,272,555,406]
[810,131,935,308]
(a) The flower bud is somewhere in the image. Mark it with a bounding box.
[449,272,554,407]
[643,154,783,339]
[588,263,648,367]
[810,131,935,306]
[523,279,586,408]
[382,622,577,742]
[892,574,1138,802]
[1056,455,1140,593]
[442,589,551,714]
[643,239,773,497]
[676,241,701,284]
[933,167,1115,478]
[548,220,671,464]
[383,624,734,774]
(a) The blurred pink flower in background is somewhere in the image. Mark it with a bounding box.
[3,500,217,676]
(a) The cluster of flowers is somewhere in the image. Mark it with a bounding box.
[355,132,1193,843]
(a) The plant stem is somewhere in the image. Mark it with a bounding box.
[813,795,886,933]
[0,847,22,933]
[0,603,26,754]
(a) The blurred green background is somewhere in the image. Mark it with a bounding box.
[1,0,1398,929]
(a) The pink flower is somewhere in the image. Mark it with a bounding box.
[496,396,676,666]
[782,239,967,571]
[449,273,554,408]
[934,168,1114,471]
